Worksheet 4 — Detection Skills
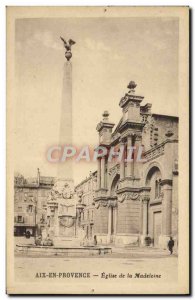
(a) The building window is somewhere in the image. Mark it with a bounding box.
[155,180,158,198]
[27,205,33,213]
[158,179,161,196]
[17,216,23,223]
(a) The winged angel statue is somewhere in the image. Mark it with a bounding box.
[60,37,76,61]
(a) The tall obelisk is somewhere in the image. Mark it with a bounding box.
[58,37,76,178]
[46,38,77,246]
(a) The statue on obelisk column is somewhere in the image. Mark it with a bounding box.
[46,38,77,246]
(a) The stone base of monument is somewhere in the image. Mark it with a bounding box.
[15,244,112,256]
[53,236,81,247]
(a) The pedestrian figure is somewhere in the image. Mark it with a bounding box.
[25,231,30,239]
[94,235,97,246]
[168,236,174,254]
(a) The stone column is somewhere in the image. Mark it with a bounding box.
[58,61,73,178]
[113,207,117,235]
[97,158,101,189]
[120,141,125,180]
[142,198,149,236]
[108,206,112,235]
[101,156,105,188]
[134,135,142,178]
[54,206,59,237]
[126,135,133,177]
[161,180,173,236]
[107,204,112,243]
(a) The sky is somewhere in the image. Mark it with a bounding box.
[15,17,179,184]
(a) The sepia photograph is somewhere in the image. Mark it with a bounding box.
[6,6,189,295]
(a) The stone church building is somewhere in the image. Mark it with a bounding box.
[91,81,178,248]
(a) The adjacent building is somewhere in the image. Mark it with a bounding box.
[14,169,54,236]
[75,171,97,240]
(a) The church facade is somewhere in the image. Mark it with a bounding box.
[90,81,178,248]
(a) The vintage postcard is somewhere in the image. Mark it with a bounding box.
[6,6,189,294]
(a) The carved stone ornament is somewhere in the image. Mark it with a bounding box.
[100,200,108,207]
[108,199,117,208]
[59,216,75,228]
[94,199,109,209]
[95,201,100,209]
[129,192,139,200]
[127,81,137,91]
[118,192,139,202]
[62,183,72,199]
[135,134,142,142]
[59,203,75,215]
[48,181,73,201]
[108,164,120,177]
[142,196,150,203]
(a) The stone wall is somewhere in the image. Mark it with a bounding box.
[117,199,140,234]
[94,205,108,235]
[172,173,178,238]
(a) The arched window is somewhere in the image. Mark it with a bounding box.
[158,179,161,197]
[110,174,120,197]
[155,179,161,198]
[155,180,158,198]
